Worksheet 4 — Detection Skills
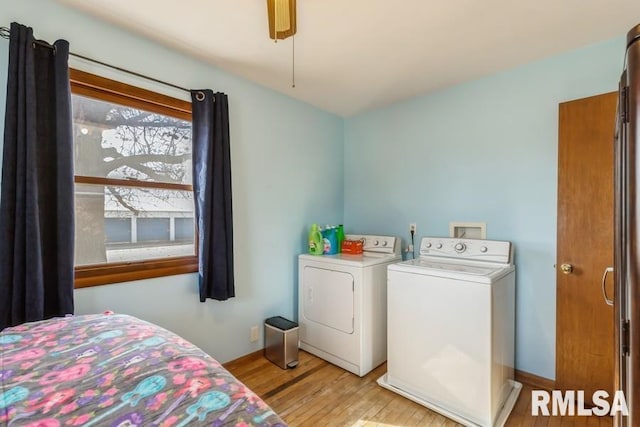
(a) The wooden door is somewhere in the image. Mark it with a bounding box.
[556,92,616,399]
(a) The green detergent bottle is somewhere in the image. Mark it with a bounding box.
[336,224,345,253]
[308,223,323,255]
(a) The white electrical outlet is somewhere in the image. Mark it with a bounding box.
[250,326,259,342]
[409,223,417,234]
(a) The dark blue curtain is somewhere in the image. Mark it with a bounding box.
[191,90,235,301]
[0,22,74,330]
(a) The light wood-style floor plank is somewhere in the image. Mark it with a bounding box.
[225,351,613,427]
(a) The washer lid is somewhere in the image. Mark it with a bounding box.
[389,257,513,282]
[411,258,501,275]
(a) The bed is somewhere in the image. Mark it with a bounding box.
[0,313,287,426]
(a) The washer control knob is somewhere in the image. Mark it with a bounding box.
[455,243,466,253]
[436,243,443,249]
[480,246,488,253]
[373,240,379,246]
[425,242,432,248]
[382,241,388,247]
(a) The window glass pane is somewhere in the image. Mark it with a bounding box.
[75,184,196,266]
[72,94,192,185]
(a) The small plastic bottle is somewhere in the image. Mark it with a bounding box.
[308,224,323,255]
[336,224,345,253]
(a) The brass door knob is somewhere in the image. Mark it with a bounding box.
[560,263,574,274]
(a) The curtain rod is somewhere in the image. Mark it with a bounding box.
[0,26,191,95]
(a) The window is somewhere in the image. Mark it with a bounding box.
[70,69,197,288]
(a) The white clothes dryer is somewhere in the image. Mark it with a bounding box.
[378,237,521,427]
[298,234,400,377]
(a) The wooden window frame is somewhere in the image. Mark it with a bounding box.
[71,69,198,288]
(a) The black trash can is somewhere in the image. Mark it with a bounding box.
[264,316,299,369]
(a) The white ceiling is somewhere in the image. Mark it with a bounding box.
[59,0,640,117]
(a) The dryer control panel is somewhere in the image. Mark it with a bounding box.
[346,234,400,255]
[419,237,512,264]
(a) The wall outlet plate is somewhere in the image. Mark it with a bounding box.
[250,325,259,342]
[409,223,417,234]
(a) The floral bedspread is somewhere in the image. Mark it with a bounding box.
[0,314,286,426]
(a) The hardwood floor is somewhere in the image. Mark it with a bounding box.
[224,350,613,427]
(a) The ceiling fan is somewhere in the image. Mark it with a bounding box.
[266,0,297,87]
[267,0,297,41]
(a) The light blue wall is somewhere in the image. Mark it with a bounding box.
[0,0,344,363]
[344,37,624,379]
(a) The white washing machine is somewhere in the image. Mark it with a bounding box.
[298,234,400,377]
[378,237,521,427]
